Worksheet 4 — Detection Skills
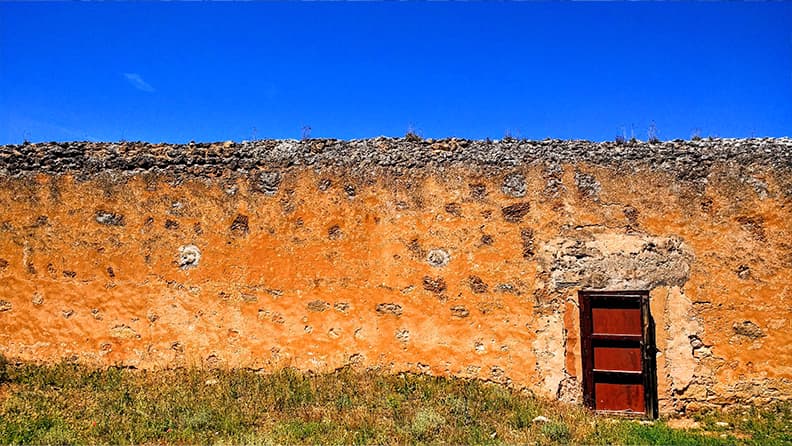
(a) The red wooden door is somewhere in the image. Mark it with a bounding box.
[579,291,657,417]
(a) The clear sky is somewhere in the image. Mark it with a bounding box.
[1,2,790,144]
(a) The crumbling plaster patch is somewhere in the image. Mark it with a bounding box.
[532,312,566,397]
[539,232,694,290]
[662,287,707,407]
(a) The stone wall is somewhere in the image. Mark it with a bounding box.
[1,137,791,414]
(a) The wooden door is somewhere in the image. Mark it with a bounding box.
[579,290,657,418]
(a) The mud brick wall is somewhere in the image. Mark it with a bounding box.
[1,137,791,414]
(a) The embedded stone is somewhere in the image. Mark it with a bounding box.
[501,203,531,223]
[426,249,450,267]
[328,225,343,240]
[253,171,282,195]
[468,276,488,293]
[307,300,330,312]
[110,324,138,339]
[376,303,403,317]
[395,329,410,343]
[177,245,201,270]
[733,321,765,339]
[469,183,487,199]
[230,214,249,235]
[444,202,462,217]
[574,171,601,198]
[450,305,469,318]
[520,228,535,258]
[501,173,526,197]
[95,211,125,226]
[422,276,447,294]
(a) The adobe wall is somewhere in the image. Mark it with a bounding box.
[1,137,791,414]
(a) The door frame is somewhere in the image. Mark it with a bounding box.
[578,290,658,418]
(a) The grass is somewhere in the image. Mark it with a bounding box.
[0,361,789,445]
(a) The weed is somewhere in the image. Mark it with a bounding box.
[648,120,660,143]
[405,124,423,142]
[511,399,541,429]
[692,128,702,141]
[615,125,628,145]
[504,129,520,141]
[404,131,422,142]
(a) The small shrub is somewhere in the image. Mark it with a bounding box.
[334,393,352,410]
[510,400,540,430]
[404,123,423,141]
[410,408,446,440]
[275,420,332,442]
[541,421,572,442]
[511,409,534,430]
[405,131,422,142]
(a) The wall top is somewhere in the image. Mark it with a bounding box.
[1,137,791,179]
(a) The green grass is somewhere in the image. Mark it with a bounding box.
[0,360,789,445]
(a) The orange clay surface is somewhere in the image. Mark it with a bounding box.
[0,164,790,413]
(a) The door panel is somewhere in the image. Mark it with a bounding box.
[591,307,642,335]
[593,345,642,372]
[595,382,645,412]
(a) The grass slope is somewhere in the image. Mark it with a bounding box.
[0,361,789,445]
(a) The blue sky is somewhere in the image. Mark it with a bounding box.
[1,2,790,144]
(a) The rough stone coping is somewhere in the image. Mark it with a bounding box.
[1,137,791,178]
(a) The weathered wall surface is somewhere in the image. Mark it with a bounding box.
[1,138,791,414]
